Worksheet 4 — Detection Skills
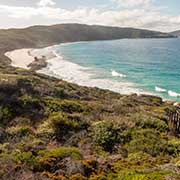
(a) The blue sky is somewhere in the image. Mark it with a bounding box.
[0,0,180,32]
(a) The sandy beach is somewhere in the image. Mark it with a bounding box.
[5,49,34,69]
[5,47,56,70]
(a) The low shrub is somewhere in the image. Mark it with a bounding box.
[13,151,35,166]
[89,173,110,180]
[82,160,98,177]
[167,138,180,157]
[135,114,169,132]
[34,147,82,172]
[37,112,82,141]
[112,171,170,180]
[60,100,86,113]
[50,113,80,140]
[70,173,87,180]
[91,120,119,152]
[125,129,168,157]
[0,106,12,125]
[6,125,32,137]
[45,99,87,114]
[36,119,54,139]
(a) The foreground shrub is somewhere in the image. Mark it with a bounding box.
[0,106,12,125]
[45,99,87,114]
[37,112,81,140]
[89,174,110,180]
[50,113,80,141]
[82,160,98,177]
[91,120,119,152]
[126,129,168,157]
[36,119,54,138]
[34,147,82,172]
[13,151,35,166]
[134,114,169,132]
[70,173,87,180]
[167,138,180,157]
[111,171,171,180]
[6,125,32,138]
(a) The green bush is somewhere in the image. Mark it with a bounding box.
[20,95,41,106]
[91,120,119,152]
[34,147,82,172]
[13,151,35,166]
[126,129,168,156]
[45,98,87,114]
[6,125,32,137]
[36,119,55,138]
[37,112,82,140]
[167,138,180,157]
[0,106,12,125]
[134,114,169,132]
[50,113,80,140]
[60,100,86,113]
[111,170,170,180]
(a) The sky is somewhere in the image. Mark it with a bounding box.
[0,0,180,32]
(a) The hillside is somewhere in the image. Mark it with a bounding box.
[170,30,180,37]
[0,23,175,66]
[0,65,180,180]
[0,24,180,179]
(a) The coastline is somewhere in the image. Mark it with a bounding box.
[5,49,34,69]
[4,43,180,105]
[5,47,57,71]
[4,44,149,96]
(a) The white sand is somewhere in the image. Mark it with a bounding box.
[5,49,34,69]
[5,48,57,70]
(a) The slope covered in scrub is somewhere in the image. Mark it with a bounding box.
[0,66,180,180]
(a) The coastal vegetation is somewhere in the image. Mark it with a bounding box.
[0,65,180,179]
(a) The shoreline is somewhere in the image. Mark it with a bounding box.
[5,49,34,70]
[5,47,57,71]
[4,44,150,96]
[4,43,180,105]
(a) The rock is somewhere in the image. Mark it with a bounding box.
[28,57,47,71]
[165,101,174,105]
[174,102,180,107]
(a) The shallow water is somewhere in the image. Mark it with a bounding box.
[39,38,180,102]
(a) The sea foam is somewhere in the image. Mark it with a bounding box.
[168,90,180,97]
[111,70,126,78]
[155,86,167,92]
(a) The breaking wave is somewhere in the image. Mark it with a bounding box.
[155,86,167,92]
[111,70,126,78]
[168,90,180,97]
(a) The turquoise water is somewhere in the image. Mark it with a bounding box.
[54,39,180,101]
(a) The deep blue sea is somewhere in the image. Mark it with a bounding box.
[40,38,180,102]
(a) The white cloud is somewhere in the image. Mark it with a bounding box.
[113,0,153,8]
[38,0,56,7]
[0,1,179,32]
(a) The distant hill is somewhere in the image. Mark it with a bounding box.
[170,30,180,37]
[0,23,175,65]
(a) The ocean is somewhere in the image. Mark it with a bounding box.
[38,38,180,102]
